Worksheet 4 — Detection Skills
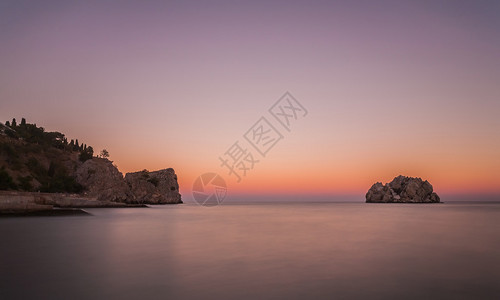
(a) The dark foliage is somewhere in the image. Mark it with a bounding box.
[79,146,94,162]
[0,167,17,190]
[17,175,33,191]
[0,118,93,193]
[5,118,84,152]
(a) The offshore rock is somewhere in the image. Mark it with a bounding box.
[125,168,182,204]
[366,175,440,203]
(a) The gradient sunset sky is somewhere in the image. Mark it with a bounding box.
[1,1,499,199]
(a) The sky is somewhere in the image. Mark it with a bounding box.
[1,0,499,199]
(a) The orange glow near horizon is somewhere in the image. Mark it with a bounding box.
[111,148,500,197]
[1,1,499,199]
[99,118,500,198]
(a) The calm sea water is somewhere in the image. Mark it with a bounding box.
[1,201,500,300]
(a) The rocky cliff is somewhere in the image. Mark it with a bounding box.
[125,169,182,204]
[366,175,440,203]
[74,158,182,204]
[75,158,133,202]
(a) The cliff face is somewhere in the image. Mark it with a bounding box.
[125,169,182,204]
[74,158,182,204]
[366,175,440,203]
[75,158,133,202]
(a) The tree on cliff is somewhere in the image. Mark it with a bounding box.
[99,149,109,159]
[79,146,94,162]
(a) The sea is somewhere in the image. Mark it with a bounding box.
[1,200,500,299]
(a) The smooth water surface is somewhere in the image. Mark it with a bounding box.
[1,202,500,299]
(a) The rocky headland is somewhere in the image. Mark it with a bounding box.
[366,175,440,203]
[75,158,182,205]
[0,158,183,215]
[0,118,182,215]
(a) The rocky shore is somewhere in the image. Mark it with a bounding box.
[0,158,182,215]
[0,120,182,214]
[0,190,146,216]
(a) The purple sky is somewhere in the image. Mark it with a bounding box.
[1,0,499,196]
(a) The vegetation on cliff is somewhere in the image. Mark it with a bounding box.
[0,118,95,193]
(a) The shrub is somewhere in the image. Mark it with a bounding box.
[17,175,33,191]
[0,167,17,190]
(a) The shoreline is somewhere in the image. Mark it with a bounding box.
[0,190,149,215]
[0,208,91,217]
